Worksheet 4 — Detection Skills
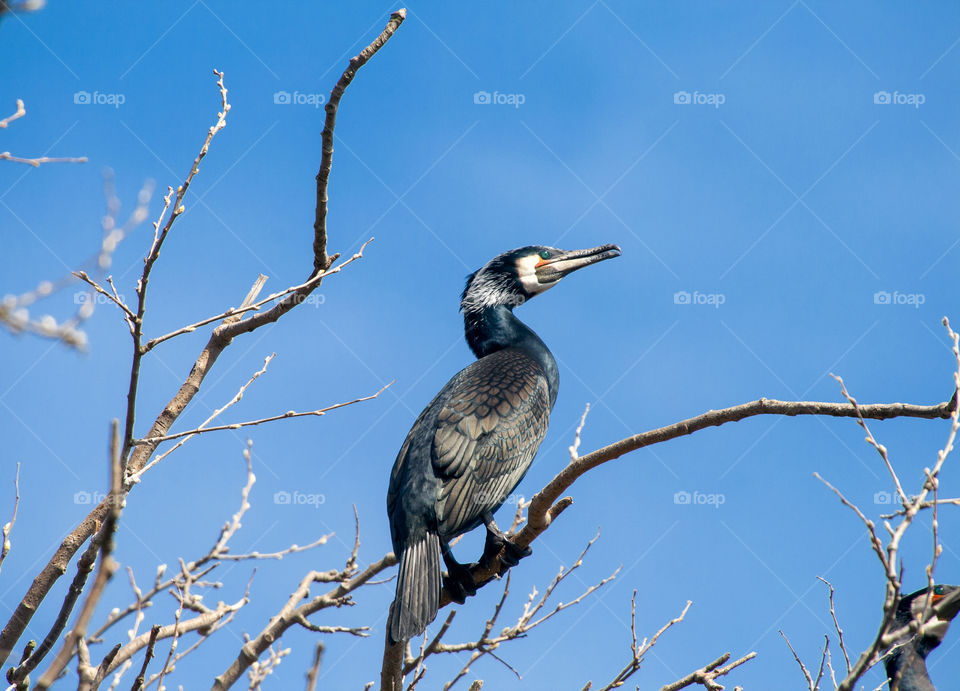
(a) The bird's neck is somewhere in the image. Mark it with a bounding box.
[885,646,935,691]
[463,305,559,406]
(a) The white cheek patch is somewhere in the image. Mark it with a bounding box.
[517,255,547,294]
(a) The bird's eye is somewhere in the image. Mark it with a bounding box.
[538,250,551,260]
[935,585,944,595]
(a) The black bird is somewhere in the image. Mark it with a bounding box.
[386,244,620,643]
[885,584,960,691]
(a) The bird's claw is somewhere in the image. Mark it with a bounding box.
[442,560,478,604]
[480,530,532,575]
[500,539,532,569]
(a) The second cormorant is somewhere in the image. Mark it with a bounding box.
[386,244,620,643]
[885,584,959,691]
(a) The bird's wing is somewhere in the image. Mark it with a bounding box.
[431,348,550,536]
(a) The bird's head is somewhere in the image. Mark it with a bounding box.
[900,584,960,641]
[460,244,621,314]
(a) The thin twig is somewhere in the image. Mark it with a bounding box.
[658,652,757,691]
[314,8,406,273]
[154,588,184,691]
[780,629,815,690]
[569,403,590,461]
[831,318,960,691]
[142,242,369,351]
[29,421,124,690]
[305,643,324,691]
[0,99,26,127]
[817,577,850,673]
[0,151,87,166]
[214,551,397,689]
[129,625,160,691]
[0,463,19,574]
[133,381,392,445]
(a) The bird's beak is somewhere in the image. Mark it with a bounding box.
[535,244,621,284]
[936,587,960,621]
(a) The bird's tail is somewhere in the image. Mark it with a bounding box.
[388,532,441,644]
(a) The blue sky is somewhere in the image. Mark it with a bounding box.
[2,1,960,688]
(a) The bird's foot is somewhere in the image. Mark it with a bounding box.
[442,558,478,605]
[480,529,532,575]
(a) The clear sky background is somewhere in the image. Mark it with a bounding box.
[2,2,960,689]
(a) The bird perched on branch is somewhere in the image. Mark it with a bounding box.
[386,244,620,643]
[885,584,960,691]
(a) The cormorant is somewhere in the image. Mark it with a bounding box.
[885,584,960,691]
[386,244,620,643]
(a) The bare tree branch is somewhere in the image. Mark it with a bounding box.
[0,151,87,166]
[134,381,391,445]
[305,643,324,691]
[0,72,374,662]
[658,652,757,691]
[1,99,85,165]
[817,577,851,674]
[314,8,406,273]
[430,391,956,609]
[818,318,960,691]
[0,172,153,349]
[383,532,617,691]
[589,598,693,691]
[246,644,289,690]
[129,625,160,691]
[780,629,816,691]
[120,68,231,462]
[0,463,19,574]
[142,238,369,352]
[214,553,397,690]
[19,421,123,690]
[104,590,250,679]
[0,99,26,128]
